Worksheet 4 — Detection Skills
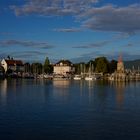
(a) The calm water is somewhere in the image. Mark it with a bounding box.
[0,79,140,140]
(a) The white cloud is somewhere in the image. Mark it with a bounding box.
[81,4,140,33]
[10,0,98,16]
[0,39,54,49]
[10,1,140,33]
[53,27,81,32]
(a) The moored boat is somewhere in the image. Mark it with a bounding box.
[73,75,82,80]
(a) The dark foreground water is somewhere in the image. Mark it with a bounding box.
[0,79,140,140]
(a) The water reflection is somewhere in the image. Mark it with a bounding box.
[0,79,7,105]
[109,81,127,110]
[95,80,109,105]
[115,82,126,109]
[0,79,139,110]
[52,80,71,102]
[0,79,26,105]
[0,79,140,140]
[53,80,70,88]
[85,81,95,104]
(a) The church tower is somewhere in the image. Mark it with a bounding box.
[117,55,124,73]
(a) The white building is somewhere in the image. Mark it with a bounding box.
[53,60,75,75]
[1,59,24,73]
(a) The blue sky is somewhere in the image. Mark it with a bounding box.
[0,0,140,63]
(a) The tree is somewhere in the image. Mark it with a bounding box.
[31,63,43,74]
[44,57,53,74]
[7,55,10,60]
[74,62,86,74]
[24,62,31,73]
[109,60,117,73]
[87,60,95,73]
[95,57,109,73]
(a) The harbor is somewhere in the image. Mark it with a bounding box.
[1,56,140,82]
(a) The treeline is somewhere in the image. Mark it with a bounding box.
[24,56,117,74]
[6,56,117,75]
[74,57,117,74]
[24,57,53,74]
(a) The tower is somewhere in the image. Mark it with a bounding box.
[117,55,124,73]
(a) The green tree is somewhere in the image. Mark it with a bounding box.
[24,62,31,73]
[74,62,86,74]
[109,60,117,73]
[44,57,53,74]
[74,63,79,74]
[31,63,43,74]
[95,57,109,73]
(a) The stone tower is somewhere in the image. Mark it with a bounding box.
[117,55,124,73]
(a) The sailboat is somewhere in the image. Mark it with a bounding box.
[85,63,93,81]
[74,63,85,80]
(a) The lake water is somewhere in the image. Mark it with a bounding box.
[0,79,140,140]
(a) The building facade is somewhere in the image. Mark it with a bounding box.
[53,60,75,75]
[1,59,24,73]
[110,56,127,81]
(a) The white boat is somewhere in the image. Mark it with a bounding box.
[44,74,53,79]
[73,75,82,80]
[85,63,93,81]
[85,75,98,81]
[85,76,93,81]
[53,74,69,80]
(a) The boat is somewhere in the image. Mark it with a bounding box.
[73,75,82,80]
[85,76,93,81]
[43,74,53,79]
[53,74,69,80]
[85,63,93,81]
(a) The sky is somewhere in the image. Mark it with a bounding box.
[0,0,140,63]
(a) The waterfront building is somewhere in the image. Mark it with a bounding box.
[109,56,128,81]
[1,59,24,73]
[117,55,125,73]
[53,60,75,75]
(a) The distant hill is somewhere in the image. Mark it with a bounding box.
[124,59,140,69]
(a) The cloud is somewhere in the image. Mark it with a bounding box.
[124,43,133,48]
[53,27,81,32]
[81,4,140,33]
[70,51,102,62]
[122,40,140,48]
[71,50,140,62]
[106,51,140,61]
[0,51,48,62]
[73,41,110,49]
[11,51,47,58]
[10,1,140,33]
[10,0,98,16]
[0,39,54,49]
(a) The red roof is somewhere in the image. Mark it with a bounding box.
[118,55,123,63]
[5,60,23,66]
